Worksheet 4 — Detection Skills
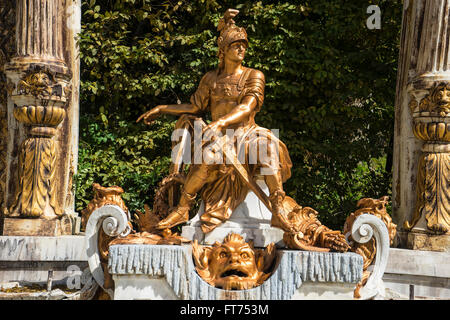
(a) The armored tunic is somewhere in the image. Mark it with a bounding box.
[187,67,292,233]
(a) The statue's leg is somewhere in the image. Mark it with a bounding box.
[258,140,295,233]
[156,163,216,229]
[263,170,295,233]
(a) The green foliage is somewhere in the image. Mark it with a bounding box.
[77,0,402,229]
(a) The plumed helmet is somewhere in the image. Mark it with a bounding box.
[217,9,248,51]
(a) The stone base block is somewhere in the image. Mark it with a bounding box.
[406,231,450,252]
[108,244,363,300]
[2,217,72,236]
[0,235,88,284]
[181,225,284,247]
[383,248,450,299]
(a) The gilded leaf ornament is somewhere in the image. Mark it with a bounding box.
[405,153,450,234]
[8,136,62,218]
[407,82,450,234]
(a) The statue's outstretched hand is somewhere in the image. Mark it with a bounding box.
[137,106,162,125]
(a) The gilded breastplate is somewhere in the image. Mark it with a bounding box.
[210,75,241,120]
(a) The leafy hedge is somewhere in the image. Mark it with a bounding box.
[77,0,402,229]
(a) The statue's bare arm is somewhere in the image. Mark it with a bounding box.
[203,96,257,139]
[137,103,201,124]
[217,96,257,128]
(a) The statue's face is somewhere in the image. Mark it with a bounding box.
[31,72,50,87]
[225,41,246,63]
[192,233,276,290]
[437,86,450,105]
[208,238,260,290]
[211,241,257,276]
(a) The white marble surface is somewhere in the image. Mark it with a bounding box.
[0,235,87,261]
[382,248,450,299]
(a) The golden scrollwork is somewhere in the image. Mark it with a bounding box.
[81,181,190,245]
[408,98,418,114]
[81,183,129,230]
[109,203,190,245]
[408,82,450,235]
[13,105,66,127]
[343,196,397,299]
[192,233,277,290]
[417,82,450,116]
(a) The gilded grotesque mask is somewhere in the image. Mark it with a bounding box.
[418,82,450,116]
[192,233,277,290]
[17,70,54,97]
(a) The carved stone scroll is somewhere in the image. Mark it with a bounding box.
[343,197,397,299]
[85,205,131,299]
[81,183,129,231]
[348,214,391,300]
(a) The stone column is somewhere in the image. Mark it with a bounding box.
[393,0,450,251]
[1,0,80,236]
[0,1,17,228]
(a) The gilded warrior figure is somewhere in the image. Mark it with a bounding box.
[138,9,295,234]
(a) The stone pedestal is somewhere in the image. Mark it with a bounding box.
[0,235,88,284]
[383,248,450,299]
[108,244,363,300]
[181,181,284,247]
[2,218,72,237]
[406,231,450,252]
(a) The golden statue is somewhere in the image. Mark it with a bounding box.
[138,9,349,252]
[192,233,276,290]
[138,9,292,232]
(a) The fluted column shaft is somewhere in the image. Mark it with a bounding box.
[15,0,63,61]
